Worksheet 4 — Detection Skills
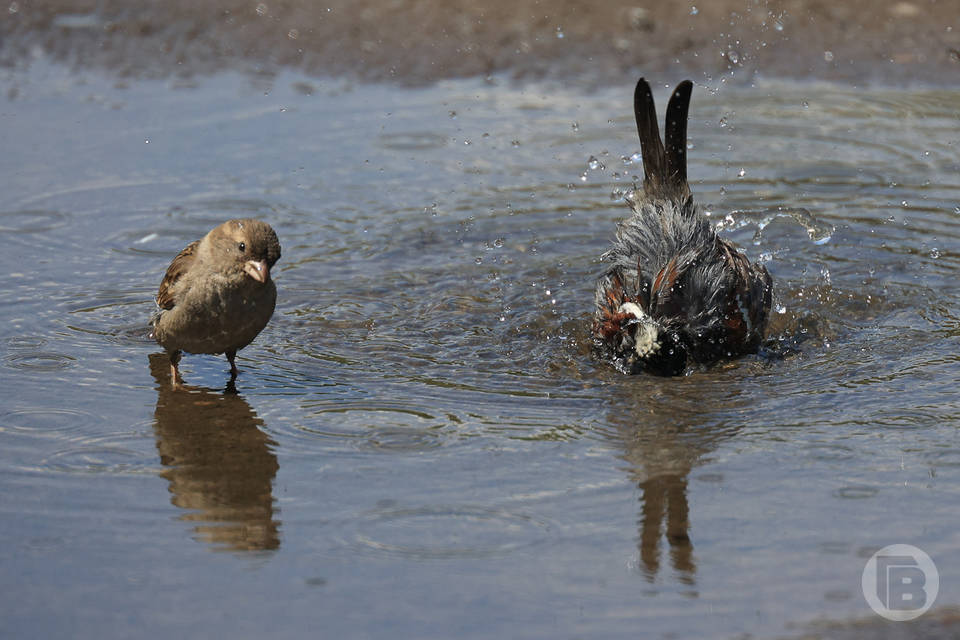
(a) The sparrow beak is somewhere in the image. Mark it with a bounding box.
[243,260,270,283]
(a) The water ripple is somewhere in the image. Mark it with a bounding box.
[0,209,71,234]
[3,351,77,372]
[278,403,460,454]
[346,504,554,560]
[0,408,99,436]
[40,432,158,475]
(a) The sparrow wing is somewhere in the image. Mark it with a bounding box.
[156,240,199,310]
[717,238,772,344]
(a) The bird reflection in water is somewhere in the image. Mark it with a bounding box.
[148,353,280,552]
[610,383,740,586]
[635,472,694,584]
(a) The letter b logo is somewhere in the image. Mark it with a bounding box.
[863,544,938,621]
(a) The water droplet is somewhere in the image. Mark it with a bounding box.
[587,156,603,170]
[556,26,565,39]
[930,247,941,259]
[737,168,746,178]
[823,50,834,62]
[690,5,699,15]
[475,257,483,265]
[579,172,588,182]
[463,139,471,145]
[144,139,150,144]
[901,200,909,208]
[727,50,740,65]
[774,19,784,31]
[719,117,728,128]
[9,2,19,13]
[511,140,521,147]
[287,28,299,40]
[493,237,504,248]
[448,110,457,119]
[801,100,809,108]
[571,121,579,132]
[256,3,268,16]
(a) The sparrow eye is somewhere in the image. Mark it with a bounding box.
[238,242,246,253]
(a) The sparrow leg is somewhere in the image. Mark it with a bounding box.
[169,350,183,388]
[226,349,239,378]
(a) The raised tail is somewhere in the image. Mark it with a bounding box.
[633,78,693,202]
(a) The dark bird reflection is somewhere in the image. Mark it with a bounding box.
[148,353,280,552]
[607,381,742,586]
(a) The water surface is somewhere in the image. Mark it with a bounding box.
[1,60,959,638]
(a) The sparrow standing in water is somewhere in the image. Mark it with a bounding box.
[151,218,281,386]
[593,79,772,375]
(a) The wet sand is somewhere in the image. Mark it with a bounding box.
[3,0,959,85]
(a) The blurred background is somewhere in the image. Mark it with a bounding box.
[2,0,957,85]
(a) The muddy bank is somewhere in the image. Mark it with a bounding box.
[2,0,959,85]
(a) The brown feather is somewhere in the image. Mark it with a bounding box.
[156,240,199,310]
[651,256,684,319]
[595,273,631,341]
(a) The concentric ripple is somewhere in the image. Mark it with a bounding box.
[0,209,71,234]
[348,504,554,559]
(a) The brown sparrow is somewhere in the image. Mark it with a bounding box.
[151,218,281,385]
[593,78,772,375]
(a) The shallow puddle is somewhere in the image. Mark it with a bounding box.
[1,57,959,638]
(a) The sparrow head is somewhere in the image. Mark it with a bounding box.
[617,302,660,357]
[607,302,687,376]
[207,218,281,284]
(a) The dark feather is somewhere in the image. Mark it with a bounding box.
[663,80,693,201]
[635,78,693,202]
[634,78,666,197]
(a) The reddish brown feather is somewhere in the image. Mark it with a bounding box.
[156,240,199,310]
[650,256,684,320]
[722,297,748,341]
[595,273,635,341]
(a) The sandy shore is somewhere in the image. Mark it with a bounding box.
[2,0,959,86]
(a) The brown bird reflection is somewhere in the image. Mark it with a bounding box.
[609,383,740,586]
[149,352,280,552]
[636,473,694,583]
